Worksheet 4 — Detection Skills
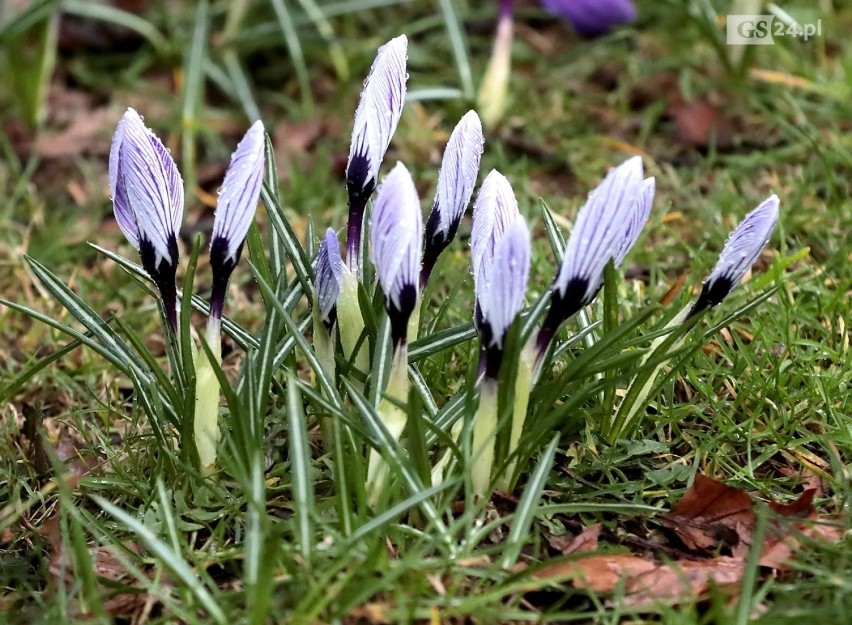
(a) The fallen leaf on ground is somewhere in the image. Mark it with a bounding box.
[660,474,755,554]
[669,100,737,149]
[561,523,602,555]
[529,473,843,609]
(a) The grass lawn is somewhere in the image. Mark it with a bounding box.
[1,1,850,623]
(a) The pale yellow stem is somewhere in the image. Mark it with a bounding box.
[337,267,369,387]
[497,340,536,490]
[471,381,499,498]
[194,321,222,475]
[366,345,410,506]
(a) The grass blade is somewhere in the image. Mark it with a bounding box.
[500,433,559,568]
[287,374,315,563]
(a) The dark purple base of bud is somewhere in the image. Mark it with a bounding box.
[420,208,458,288]
[686,277,733,320]
[389,283,418,347]
[481,343,504,381]
[209,235,239,325]
[345,156,374,273]
[140,235,180,333]
[537,277,591,349]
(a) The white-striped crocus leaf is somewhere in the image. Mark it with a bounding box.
[690,194,780,316]
[209,120,265,323]
[109,108,184,330]
[346,34,408,271]
[546,156,652,328]
[422,111,485,285]
[370,162,423,346]
[316,228,344,330]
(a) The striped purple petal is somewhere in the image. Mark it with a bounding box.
[346,35,408,201]
[692,194,780,314]
[316,228,344,328]
[111,108,184,268]
[426,111,485,246]
[554,156,645,313]
[471,169,519,301]
[108,114,139,249]
[211,120,265,266]
[614,176,655,268]
[480,216,530,349]
[370,162,423,339]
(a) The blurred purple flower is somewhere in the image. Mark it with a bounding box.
[690,194,780,316]
[541,0,636,36]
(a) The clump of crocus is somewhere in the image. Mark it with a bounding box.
[365,162,423,504]
[469,171,530,497]
[109,110,265,473]
[195,121,266,473]
[338,35,408,383]
[109,108,184,333]
[610,194,780,440]
[541,0,636,36]
[500,156,654,488]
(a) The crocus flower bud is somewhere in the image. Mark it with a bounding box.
[689,194,780,317]
[346,35,408,273]
[209,120,265,331]
[195,121,265,475]
[471,172,530,378]
[109,108,184,331]
[421,111,484,286]
[541,0,636,37]
[315,228,344,332]
[539,156,653,348]
[471,170,520,325]
[370,162,423,347]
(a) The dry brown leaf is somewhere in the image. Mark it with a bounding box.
[661,475,755,553]
[531,473,843,609]
[759,521,845,571]
[536,553,657,592]
[561,523,602,555]
[670,101,737,149]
